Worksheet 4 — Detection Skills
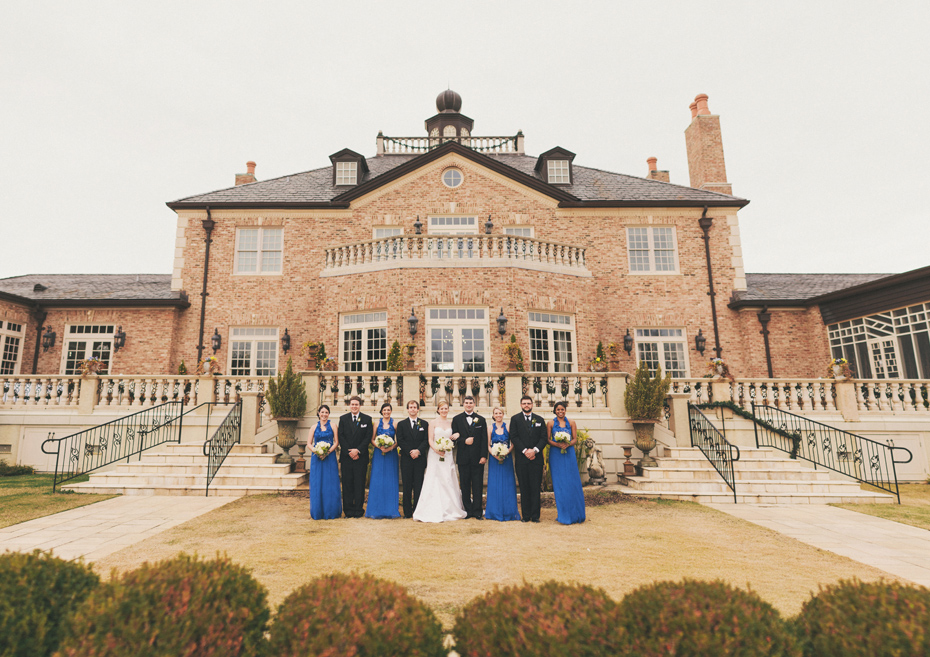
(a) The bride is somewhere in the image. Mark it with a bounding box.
[413,400,467,523]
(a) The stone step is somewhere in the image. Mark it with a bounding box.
[653,457,810,471]
[63,481,308,497]
[622,476,870,495]
[661,446,779,459]
[617,485,895,505]
[157,443,268,455]
[139,453,277,466]
[78,472,306,488]
[114,462,292,476]
[639,467,834,482]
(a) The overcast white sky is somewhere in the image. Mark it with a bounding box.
[2,1,927,279]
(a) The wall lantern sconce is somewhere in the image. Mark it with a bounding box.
[113,326,127,352]
[407,308,419,337]
[484,215,494,235]
[413,216,423,235]
[695,329,706,356]
[41,326,56,352]
[496,308,508,338]
[623,329,633,355]
[281,328,291,354]
[211,328,222,354]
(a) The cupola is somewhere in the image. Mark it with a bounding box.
[425,89,474,139]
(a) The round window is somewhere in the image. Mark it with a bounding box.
[442,168,463,188]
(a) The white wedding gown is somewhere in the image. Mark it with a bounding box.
[413,426,467,523]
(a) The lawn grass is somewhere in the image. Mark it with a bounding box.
[0,473,116,529]
[94,492,903,627]
[834,483,930,531]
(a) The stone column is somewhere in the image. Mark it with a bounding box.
[504,373,523,417]
[239,391,261,445]
[77,376,100,415]
[403,373,420,408]
[666,393,692,447]
[834,381,860,421]
[606,373,628,418]
[302,372,321,413]
[197,376,216,413]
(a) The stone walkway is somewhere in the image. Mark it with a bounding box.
[706,503,930,587]
[0,496,238,562]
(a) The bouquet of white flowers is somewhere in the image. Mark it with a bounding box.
[434,436,454,461]
[490,442,509,462]
[311,442,332,458]
[552,430,572,454]
[375,434,395,450]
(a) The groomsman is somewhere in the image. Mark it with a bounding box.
[510,395,547,522]
[338,396,372,518]
[452,396,488,519]
[396,400,429,518]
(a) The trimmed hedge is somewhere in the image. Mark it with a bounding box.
[57,554,269,657]
[0,550,99,657]
[615,579,799,656]
[453,580,620,657]
[791,578,930,656]
[0,460,35,476]
[268,572,444,657]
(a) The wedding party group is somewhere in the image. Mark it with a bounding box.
[307,394,586,525]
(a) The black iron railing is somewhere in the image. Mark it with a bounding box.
[751,404,912,503]
[41,401,184,491]
[204,401,242,496]
[688,403,740,502]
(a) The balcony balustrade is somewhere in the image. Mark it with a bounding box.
[377,134,523,155]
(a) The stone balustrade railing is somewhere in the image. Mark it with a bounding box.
[322,235,590,277]
[0,376,83,408]
[377,134,523,155]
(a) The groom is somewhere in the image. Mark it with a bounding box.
[510,395,547,523]
[337,396,371,518]
[452,396,488,519]
[396,400,429,518]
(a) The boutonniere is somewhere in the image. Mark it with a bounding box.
[360,424,368,428]
[533,421,541,427]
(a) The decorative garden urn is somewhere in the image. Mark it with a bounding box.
[275,418,299,465]
[832,364,845,380]
[631,419,658,469]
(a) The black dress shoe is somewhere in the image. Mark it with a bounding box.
[476,515,484,520]
[531,519,540,523]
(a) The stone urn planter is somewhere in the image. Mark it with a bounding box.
[630,419,659,469]
[405,345,415,370]
[306,356,318,370]
[832,364,845,381]
[275,418,299,465]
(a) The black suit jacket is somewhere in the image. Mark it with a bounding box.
[396,417,429,457]
[337,412,373,459]
[451,412,488,465]
[509,412,548,459]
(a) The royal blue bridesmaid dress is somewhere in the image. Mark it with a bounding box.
[309,420,342,520]
[549,418,586,525]
[365,417,401,519]
[485,423,521,522]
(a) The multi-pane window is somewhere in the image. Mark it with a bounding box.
[547,160,570,184]
[0,320,24,375]
[236,228,282,274]
[428,308,487,372]
[230,328,278,376]
[336,161,357,185]
[627,227,678,273]
[373,227,403,239]
[504,226,534,237]
[428,216,478,235]
[829,303,930,379]
[635,328,688,378]
[341,312,387,371]
[62,325,114,375]
[528,312,574,372]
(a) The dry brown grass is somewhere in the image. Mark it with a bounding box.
[93,494,902,627]
[834,483,930,531]
[0,474,115,529]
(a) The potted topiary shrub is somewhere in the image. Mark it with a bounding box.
[265,357,307,465]
[624,361,671,469]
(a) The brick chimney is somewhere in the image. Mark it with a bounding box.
[684,94,732,195]
[646,157,670,183]
[235,161,257,186]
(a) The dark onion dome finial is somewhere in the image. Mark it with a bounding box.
[436,89,462,113]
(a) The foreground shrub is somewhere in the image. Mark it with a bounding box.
[791,578,930,656]
[453,580,620,657]
[268,572,444,657]
[615,579,799,656]
[0,550,99,657]
[57,553,268,657]
[0,460,35,476]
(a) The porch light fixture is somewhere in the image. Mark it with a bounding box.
[623,329,633,355]
[484,215,493,235]
[413,216,423,235]
[211,328,222,353]
[496,308,508,338]
[113,326,126,352]
[281,328,291,354]
[41,326,56,352]
[407,308,419,337]
[695,329,706,356]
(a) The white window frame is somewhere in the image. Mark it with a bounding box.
[341,312,388,372]
[634,328,689,378]
[235,227,283,275]
[441,168,464,188]
[547,160,570,184]
[504,226,535,238]
[428,215,478,235]
[335,161,357,185]
[829,303,930,379]
[427,307,488,373]
[0,320,25,375]
[373,226,403,239]
[626,226,680,274]
[61,325,115,375]
[528,312,576,373]
[229,327,279,377]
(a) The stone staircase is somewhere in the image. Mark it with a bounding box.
[64,443,308,496]
[619,445,896,504]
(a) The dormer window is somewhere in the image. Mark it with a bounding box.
[548,160,570,184]
[535,146,576,186]
[329,148,369,187]
[336,162,357,185]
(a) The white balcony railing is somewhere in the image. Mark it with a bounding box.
[377,134,523,155]
[0,376,83,408]
[322,235,590,278]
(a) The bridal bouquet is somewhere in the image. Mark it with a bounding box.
[375,434,395,450]
[552,430,572,454]
[311,442,332,458]
[434,436,454,461]
[490,442,509,462]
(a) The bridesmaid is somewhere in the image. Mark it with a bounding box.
[365,402,401,519]
[546,401,586,525]
[485,407,520,521]
[309,404,342,520]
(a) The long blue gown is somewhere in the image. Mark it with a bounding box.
[485,423,521,522]
[309,421,342,520]
[365,417,401,519]
[549,419,586,525]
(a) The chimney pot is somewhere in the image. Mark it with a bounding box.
[647,157,658,172]
[689,102,698,119]
[246,161,256,174]
[695,93,710,115]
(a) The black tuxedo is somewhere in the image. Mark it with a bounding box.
[337,411,372,518]
[452,411,488,518]
[509,411,548,522]
[396,416,429,518]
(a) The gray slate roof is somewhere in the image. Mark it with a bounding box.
[0,274,178,301]
[170,152,744,206]
[736,273,892,303]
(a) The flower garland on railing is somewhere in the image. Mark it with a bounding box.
[78,357,105,377]
[696,401,802,459]
[196,356,222,376]
[826,358,856,380]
